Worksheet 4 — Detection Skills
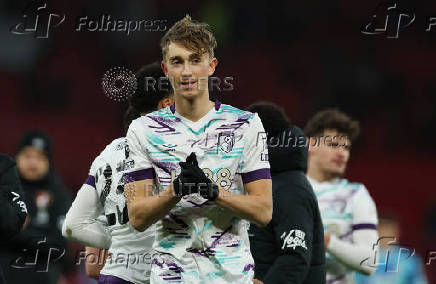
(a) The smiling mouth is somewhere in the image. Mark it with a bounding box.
[180,80,197,89]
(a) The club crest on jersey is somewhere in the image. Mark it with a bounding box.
[218,132,235,153]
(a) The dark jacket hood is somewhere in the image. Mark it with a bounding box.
[268,125,308,174]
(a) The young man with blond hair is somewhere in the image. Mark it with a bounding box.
[124,16,272,283]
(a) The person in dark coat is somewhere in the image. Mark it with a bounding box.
[0,153,28,284]
[0,131,72,284]
[247,103,326,284]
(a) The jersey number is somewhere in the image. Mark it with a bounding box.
[170,168,232,190]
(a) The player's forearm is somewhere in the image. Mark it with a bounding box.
[85,247,108,280]
[327,235,376,275]
[128,184,181,231]
[62,185,111,249]
[62,214,111,249]
[215,188,272,227]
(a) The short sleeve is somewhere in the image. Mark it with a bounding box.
[352,185,378,231]
[239,113,271,184]
[83,154,104,190]
[124,119,155,182]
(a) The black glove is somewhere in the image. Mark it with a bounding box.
[173,153,219,201]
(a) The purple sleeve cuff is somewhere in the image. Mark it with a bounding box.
[241,168,271,184]
[84,175,95,188]
[124,168,155,182]
[352,223,377,231]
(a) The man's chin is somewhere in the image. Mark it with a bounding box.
[326,168,346,179]
[178,89,201,99]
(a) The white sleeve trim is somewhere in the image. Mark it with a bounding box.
[62,184,111,249]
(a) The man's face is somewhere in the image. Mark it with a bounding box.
[16,146,49,181]
[162,42,217,99]
[309,129,351,179]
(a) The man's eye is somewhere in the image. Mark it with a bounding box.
[192,59,200,64]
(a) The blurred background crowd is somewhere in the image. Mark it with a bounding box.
[1,0,435,283]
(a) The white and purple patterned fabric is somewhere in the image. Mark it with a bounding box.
[308,177,378,284]
[126,101,271,283]
[86,137,155,284]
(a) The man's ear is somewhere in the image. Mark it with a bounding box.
[308,137,316,153]
[208,57,218,76]
[161,61,168,76]
[157,98,172,109]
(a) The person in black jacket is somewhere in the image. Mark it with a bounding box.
[0,131,73,284]
[0,154,28,284]
[247,103,326,284]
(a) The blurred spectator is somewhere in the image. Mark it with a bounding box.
[355,214,428,284]
[0,131,73,284]
[0,153,28,284]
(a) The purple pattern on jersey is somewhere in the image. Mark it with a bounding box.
[339,229,353,241]
[84,175,95,188]
[153,161,177,176]
[147,115,178,133]
[243,264,254,272]
[124,168,155,182]
[352,223,377,230]
[241,168,271,183]
[161,213,190,238]
[153,257,185,281]
[186,225,234,258]
[320,189,359,213]
[216,112,253,131]
[152,258,185,272]
[98,274,134,284]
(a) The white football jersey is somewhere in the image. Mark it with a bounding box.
[126,101,271,283]
[308,177,378,284]
[85,137,155,284]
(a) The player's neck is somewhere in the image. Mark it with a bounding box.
[307,164,334,183]
[174,93,214,122]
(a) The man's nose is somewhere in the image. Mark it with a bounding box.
[181,62,193,76]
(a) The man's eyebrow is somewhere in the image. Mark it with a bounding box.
[189,53,202,59]
[169,56,183,61]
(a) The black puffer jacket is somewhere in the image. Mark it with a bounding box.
[0,154,27,241]
[0,154,28,284]
[249,126,326,284]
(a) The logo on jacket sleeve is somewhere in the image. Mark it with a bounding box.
[280,229,308,250]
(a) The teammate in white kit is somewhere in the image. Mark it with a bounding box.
[124,15,272,284]
[304,109,379,284]
[62,62,174,284]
